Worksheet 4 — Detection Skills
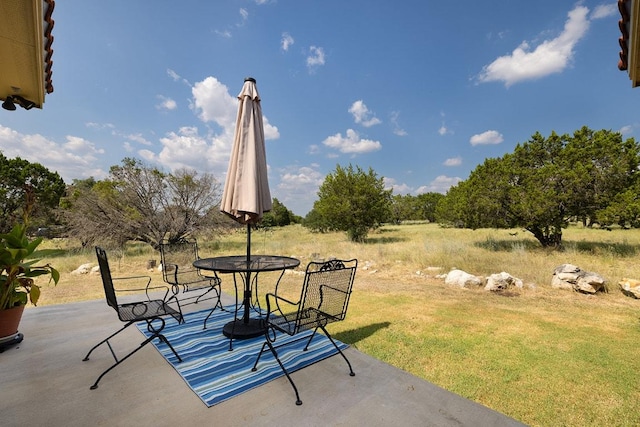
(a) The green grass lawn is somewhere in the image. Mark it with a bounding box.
[35,223,640,426]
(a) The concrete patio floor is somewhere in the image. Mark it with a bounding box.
[1,295,527,426]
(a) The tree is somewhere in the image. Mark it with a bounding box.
[595,178,640,228]
[437,128,640,247]
[413,192,444,222]
[308,164,392,242]
[0,152,66,233]
[61,158,222,249]
[261,198,293,227]
[390,192,444,223]
[566,127,639,226]
[303,207,330,233]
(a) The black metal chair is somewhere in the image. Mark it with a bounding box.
[251,258,357,405]
[83,246,183,390]
[159,238,224,317]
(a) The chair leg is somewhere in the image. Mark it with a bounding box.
[82,322,132,362]
[302,328,319,351]
[264,338,303,405]
[202,286,224,328]
[193,284,218,304]
[85,320,182,389]
[157,333,182,363]
[320,325,355,377]
[165,295,184,324]
[88,331,160,389]
[251,341,269,371]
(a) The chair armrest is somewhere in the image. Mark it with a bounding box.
[266,292,299,308]
[112,275,170,301]
[111,275,152,291]
[265,292,300,318]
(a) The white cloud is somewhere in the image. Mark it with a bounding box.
[619,125,634,135]
[476,5,590,87]
[348,100,381,127]
[192,77,237,132]
[390,111,407,136]
[444,157,462,166]
[383,177,412,194]
[262,116,280,140]
[167,69,190,86]
[279,166,324,191]
[281,32,294,51]
[86,122,114,130]
[416,175,462,194]
[124,133,152,146]
[0,125,106,182]
[322,129,382,154]
[167,69,181,81]
[307,46,326,72]
[470,130,504,146]
[591,4,617,20]
[276,164,325,215]
[156,95,177,111]
[191,76,279,141]
[382,175,461,196]
[438,112,452,135]
[239,8,249,23]
[138,149,156,163]
[215,29,232,38]
[154,126,228,173]
[148,76,281,178]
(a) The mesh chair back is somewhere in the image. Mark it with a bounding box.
[297,259,357,333]
[95,246,119,311]
[160,239,204,286]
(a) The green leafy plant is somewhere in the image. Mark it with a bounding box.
[0,189,59,310]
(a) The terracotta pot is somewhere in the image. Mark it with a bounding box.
[0,305,25,339]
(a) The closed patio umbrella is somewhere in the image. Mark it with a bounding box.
[220,77,272,336]
[220,77,272,225]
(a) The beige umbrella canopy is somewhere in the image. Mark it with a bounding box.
[220,77,272,225]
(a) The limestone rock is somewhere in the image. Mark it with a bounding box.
[444,269,483,288]
[551,264,606,294]
[484,272,523,292]
[619,278,640,299]
[71,263,94,275]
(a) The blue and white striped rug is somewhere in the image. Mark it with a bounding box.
[136,306,347,407]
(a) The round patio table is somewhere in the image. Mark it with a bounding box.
[193,255,300,339]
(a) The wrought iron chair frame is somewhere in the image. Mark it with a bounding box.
[83,246,183,390]
[159,238,224,314]
[251,258,357,405]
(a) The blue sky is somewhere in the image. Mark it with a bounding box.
[0,1,633,215]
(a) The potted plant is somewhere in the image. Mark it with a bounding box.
[0,190,59,347]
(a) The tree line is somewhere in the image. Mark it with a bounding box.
[2,126,637,248]
[436,126,639,247]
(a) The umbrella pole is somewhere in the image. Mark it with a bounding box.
[244,223,251,324]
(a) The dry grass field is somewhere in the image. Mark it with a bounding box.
[30,223,640,426]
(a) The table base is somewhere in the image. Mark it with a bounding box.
[222,318,265,339]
